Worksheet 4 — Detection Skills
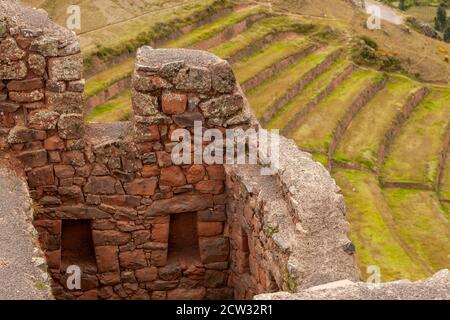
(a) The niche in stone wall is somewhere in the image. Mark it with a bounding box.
[61,220,96,270]
[168,213,200,263]
[241,229,250,273]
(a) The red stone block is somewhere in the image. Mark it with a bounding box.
[54,164,75,179]
[119,250,147,269]
[7,78,43,91]
[151,249,167,267]
[206,165,225,180]
[135,267,158,282]
[124,178,157,196]
[17,149,47,168]
[195,180,224,195]
[151,223,169,242]
[27,165,54,187]
[186,165,205,184]
[141,164,160,178]
[160,166,186,187]
[98,272,121,286]
[197,221,223,237]
[93,230,130,246]
[84,176,117,195]
[95,246,119,273]
[44,135,64,150]
[199,236,229,264]
[161,92,187,114]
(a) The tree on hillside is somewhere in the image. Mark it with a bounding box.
[399,0,406,11]
[444,26,450,42]
[435,2,448,31]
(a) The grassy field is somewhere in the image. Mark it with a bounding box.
[233,34,311,84]
[333,76,420,170]
[288,69,383,154]
[383,188,450,273]
[247,46,339,119]
[267,58,351,131]
[333,169,429,281]
[441,151,450,200]
[164,5,267,48]
[85,90,132,122]
[381,88,450,187]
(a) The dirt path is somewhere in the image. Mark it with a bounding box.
[365,0,403,25]
[0,162,52,300]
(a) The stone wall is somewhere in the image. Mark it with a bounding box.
[0,0,361,300]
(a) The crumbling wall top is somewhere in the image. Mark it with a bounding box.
[0,0,77,45]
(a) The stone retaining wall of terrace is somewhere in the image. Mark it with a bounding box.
[0,0,361,300]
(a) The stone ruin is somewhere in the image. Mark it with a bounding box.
[0,0,448,300]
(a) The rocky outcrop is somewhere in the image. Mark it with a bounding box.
[255,269,450,300]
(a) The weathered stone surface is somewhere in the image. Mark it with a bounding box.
[119,250,147,269]
[173,111,203,127]
[186,165,205,184]
[48,54,82,81]
[30,36,58,56]
[150,223,169,242]
[255,270,450,300]
[174,66,211,93]
[61,150,85,166]
[135,267,157,282]
[211,60,236,93]
[9,89,44,103]
[0,101,20,113]
[6,78,43,91]
[204,270,227,288]
[199,94,243,121]
[134,122,160,142]
[197,222,223,237]
[161,92,187,114]
[27,165,54,187]
[95,246,119,273]
[93,230,130,246]
[8,126,46,143]
[101,195,141,208]
[29,110,59,130]
[160,166,186,187]
[28,54,46,76]
[98,272,121,285]
[146,194,213,216]
[17,149,47,168]
[199,236,229,264]
[132,90,159,116]
[132,74,171,92]
[84,176,117,195]
[44,135,64,150]
[46,91,83,114]
[124,178,157,196]
[195,180,224,194]
[197,209,226,222]
[58,114,84,139]
[0,61,27,79]
[0,37,25,62]
[158,264,182,281]
[206,165,225,180]
[67,79,85,92]
[56,205,111,219]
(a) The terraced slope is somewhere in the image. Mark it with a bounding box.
[333,76,422,170]
[333,169,429,280]
[232,34,314,88]
[382,189,450,273]
[441,151,450,201]
[288,69,384,154]
[247,46,341,122]
[267,58,353,131]
[381,88,450,189]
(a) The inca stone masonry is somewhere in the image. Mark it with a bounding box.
[0,0,448,300]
